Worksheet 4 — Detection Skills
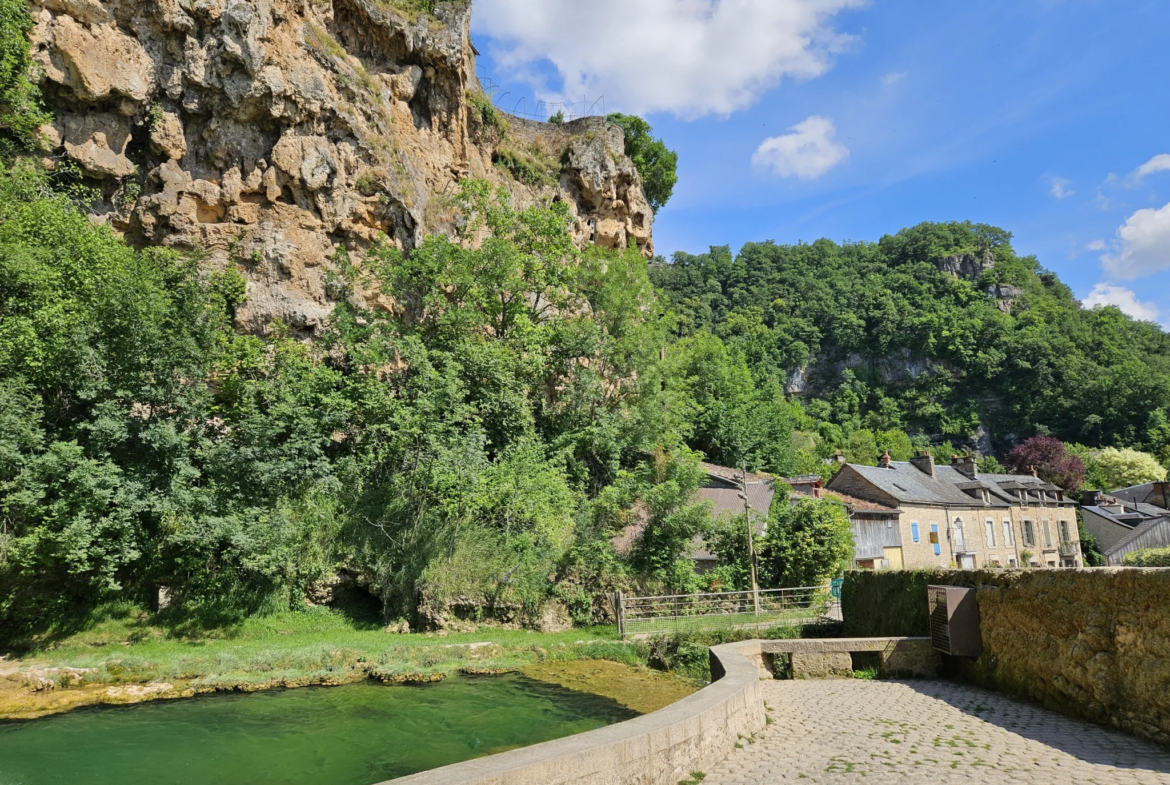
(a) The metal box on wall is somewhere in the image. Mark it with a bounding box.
[927,585,983,657]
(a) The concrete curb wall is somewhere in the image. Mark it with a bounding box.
[380,641,766,785]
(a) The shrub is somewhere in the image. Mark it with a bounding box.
[1123,548,1170,567]
[760,498,854,588]
[467,91,508,136]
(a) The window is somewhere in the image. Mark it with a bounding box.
[1022,520,1036,547]
[930,524,940,556]
[1003,520,1014,547]
[911,522,920,543]
[953,519,966,552]
[1059,520,1071,543]
[1043,519,1052,548]
[985,519,996,547]
[1009,558,1018,568]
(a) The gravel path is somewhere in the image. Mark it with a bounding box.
[703,680,1170,784]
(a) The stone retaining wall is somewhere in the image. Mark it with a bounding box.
[736,638,939,679]
[842,568,1170,745]
[380,640,766,785]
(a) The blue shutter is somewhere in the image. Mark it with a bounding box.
[911,523,920,543]
[930,524,940,556]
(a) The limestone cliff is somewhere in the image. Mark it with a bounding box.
[28,0,654,332]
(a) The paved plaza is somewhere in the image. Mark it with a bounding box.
[704,680,1170,784]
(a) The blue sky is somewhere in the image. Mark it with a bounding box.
[470,0,1170,325]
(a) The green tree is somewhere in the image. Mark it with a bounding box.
[1094,447,1167,489]
[607,113,678,213]
[760,498,854,588]
[627,448,713,593]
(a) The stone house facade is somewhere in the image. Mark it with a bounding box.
[827,452,1082,570]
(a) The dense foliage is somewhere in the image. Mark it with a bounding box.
[1005,436,1085,490]
[1122,547,1170,567]
[1092,447,1167,489]
[0,156,730,636]
[0,0,47,148]
[760,498,854,587]
[651,224,1170,466]
[607,113,678,213]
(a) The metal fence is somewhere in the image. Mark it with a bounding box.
[615,584,841,638]
[477,75,606,122]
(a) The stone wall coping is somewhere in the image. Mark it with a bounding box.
[755,636,930,654]
[378,639,766,785]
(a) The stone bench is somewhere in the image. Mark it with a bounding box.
[735,637,938,679]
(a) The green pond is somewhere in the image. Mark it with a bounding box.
[0,676,639,785]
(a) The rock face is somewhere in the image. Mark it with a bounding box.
[935,249,995,281]
[28,0,654,333]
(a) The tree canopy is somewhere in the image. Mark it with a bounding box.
[650,222,1170,459]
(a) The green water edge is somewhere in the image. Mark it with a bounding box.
[0,675,640,785]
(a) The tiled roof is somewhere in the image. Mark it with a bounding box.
[1108,515,1170,555]
[846,462,987,507]
[699,462,769,484]
[824,491,898,513]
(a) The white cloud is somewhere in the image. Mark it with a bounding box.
[1133,153,1170,182]
[1082,283,1161,323]
[1101,201,1170,279]
[882,71,907,85]
[1085,239,1106,251]
[473,0,867,118]
[1050,178,1074,199]
[752,116,849,179]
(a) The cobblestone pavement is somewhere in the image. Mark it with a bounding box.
[703,680,1170,784]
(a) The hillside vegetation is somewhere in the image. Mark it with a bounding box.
[652,226,1170,464]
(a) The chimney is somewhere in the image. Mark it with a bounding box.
[878,450,891,469]
[951,454,978,480]
[910,451,935,479]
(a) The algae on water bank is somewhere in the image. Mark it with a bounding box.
[521,659,698,714]
[0,676,640,785]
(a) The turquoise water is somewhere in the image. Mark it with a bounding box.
[0,676,638,785]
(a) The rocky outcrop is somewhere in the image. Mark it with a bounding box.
[984,283,1022,313]
[28,0,654,333]
[935,249,995,281]
[784,348,951,397]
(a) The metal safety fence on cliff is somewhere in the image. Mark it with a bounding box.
[476,74,606,123]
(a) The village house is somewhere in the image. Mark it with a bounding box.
[827,451,1082,570]
[1081,489,1170,565]
[687,463,776,571]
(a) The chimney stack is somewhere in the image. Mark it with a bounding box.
[951,454,978,479]
[878,450,891,469]
[910,451,936,479]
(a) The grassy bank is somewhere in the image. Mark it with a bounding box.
[2,603,812,720]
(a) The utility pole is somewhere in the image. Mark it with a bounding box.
[738,462,761,616]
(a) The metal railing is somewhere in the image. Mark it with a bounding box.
[476,75,606,122]
[614,585,840,638]
[1059,541,1079,558]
